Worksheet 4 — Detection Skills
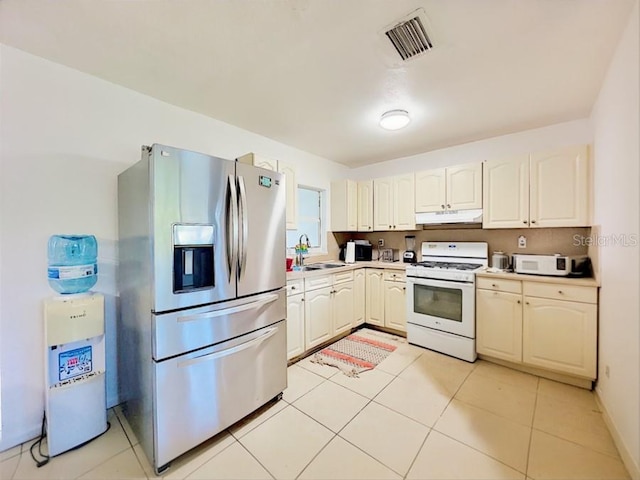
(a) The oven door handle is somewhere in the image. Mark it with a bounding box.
[407,276,474,291]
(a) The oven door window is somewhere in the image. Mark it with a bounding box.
[413,283,463,322]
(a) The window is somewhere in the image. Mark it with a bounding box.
[286,186,326,254]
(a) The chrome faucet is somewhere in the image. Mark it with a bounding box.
[297,234,310,267]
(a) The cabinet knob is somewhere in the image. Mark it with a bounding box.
[525,301,530,305]
[291,286,296,290]
[558,290,563,294]
[389,225,392,228]
[301,298,305,302]
[517,300,521,304]
[441,204,445,209]
[531,220,537,224]
[492,283,497,287]
[403,287,406,291]
[447,204,451,209]
[523,220,528,224]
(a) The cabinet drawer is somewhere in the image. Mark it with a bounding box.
[477,277,522,294]
[305,275,332,291]
[523,282,597,304]
[383,270,406,282]
[286,279,304,296]
[333,270,354,285]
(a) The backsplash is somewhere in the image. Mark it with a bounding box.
[334,227,592,260]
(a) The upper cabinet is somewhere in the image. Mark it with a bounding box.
[357,180,374,232]
[238,153,297,230]
[373,174,416,231]
[331,179,358,231]
[415,163,482,213]
[483,145,590,229]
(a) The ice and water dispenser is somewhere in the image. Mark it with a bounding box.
[43,235,107,457]
[172,224,215,292]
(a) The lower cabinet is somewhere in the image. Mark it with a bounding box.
[286,278,305,361]
[304,286,333,350]
[365,268,407,332]
[383,271,407,332]
[476,288,523,363]
[286,292,305,360]
[476,276,598,380]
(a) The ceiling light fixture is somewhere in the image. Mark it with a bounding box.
[379,109,410,130]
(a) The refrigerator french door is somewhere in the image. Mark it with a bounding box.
[118,144,286,474]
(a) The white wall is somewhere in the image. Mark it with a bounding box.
[590,1,640,477]
[350,118,592,179]
[0,44,347,451]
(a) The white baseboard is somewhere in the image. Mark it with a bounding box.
[595,390,640,480]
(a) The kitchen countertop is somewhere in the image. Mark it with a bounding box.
[476,269,600,287]
[286,260,407,280]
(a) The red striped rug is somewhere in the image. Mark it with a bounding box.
[310,331,399,377]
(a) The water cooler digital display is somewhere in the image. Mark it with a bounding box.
[44,292,107,456]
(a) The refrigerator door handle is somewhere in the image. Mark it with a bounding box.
[237,175,249,279]
[226,174,239,281]
[177,326,278,368]
[176,293,279,323]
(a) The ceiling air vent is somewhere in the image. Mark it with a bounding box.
[384,11,433,61]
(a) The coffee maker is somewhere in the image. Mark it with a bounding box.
[403,235,417,263]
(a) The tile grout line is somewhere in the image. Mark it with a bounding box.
[524,376,541,478]
[402,427,433,480]
[234,438,277,480]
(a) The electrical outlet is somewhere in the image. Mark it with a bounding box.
[605,365,610,378]
[378,239,384,247]
[518,235,527,248]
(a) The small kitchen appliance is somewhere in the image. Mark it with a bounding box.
[406,242,488,362]
[344,241,356,264]
[339,242,372,262]
[403,235,417,263]
[491,251,509,270]
[380,248,400,262]
[512,254,590,277]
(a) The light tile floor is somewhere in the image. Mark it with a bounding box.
[1,333,630,480]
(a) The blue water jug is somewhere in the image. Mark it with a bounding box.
[47,234,98,294]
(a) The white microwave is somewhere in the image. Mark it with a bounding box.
[512,254,590,277]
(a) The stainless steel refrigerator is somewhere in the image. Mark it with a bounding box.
[117,144,287,474]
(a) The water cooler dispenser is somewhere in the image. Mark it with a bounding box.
[44,292,107,455]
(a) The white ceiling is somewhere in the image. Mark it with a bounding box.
[0,1,635,167]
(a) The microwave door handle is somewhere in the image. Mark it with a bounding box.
[226,174,239,281]
[237,175,249,279]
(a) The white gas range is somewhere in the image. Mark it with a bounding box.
[405,242,488,362]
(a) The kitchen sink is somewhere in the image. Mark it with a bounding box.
[301,263,345,271]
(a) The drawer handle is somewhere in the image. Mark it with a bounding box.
[178,327,278,368]
[558,290,563,294]
[178,294,278,322]
[492,283,497,287]
[525,301,530,305]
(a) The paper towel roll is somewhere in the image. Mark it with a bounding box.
[345,241,356,263]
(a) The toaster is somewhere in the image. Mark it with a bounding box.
[379,248,400,262]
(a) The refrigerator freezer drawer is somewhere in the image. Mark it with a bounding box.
[154,320,287,470]
[153,289,286,360]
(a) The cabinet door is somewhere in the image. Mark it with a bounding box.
[393,174,416,230]
[476,289,523,362]
[482,156,529,229]
[353,269,365,326]
[357,180,374,232]
[523,296,597,378]
[333,282,354,336]
[373,177,394,231]
[278,161,297,230]
[286,293,305,360]
[530,145,590,227]
[304,287,333,350]
[331,180,357,232]
[415,168,446,213]
[365,270,385,326]
[384,281,406,332]
[447,163,482,210]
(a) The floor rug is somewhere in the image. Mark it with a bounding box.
[310,329,402,377]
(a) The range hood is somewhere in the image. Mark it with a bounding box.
[415,208,483,225]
